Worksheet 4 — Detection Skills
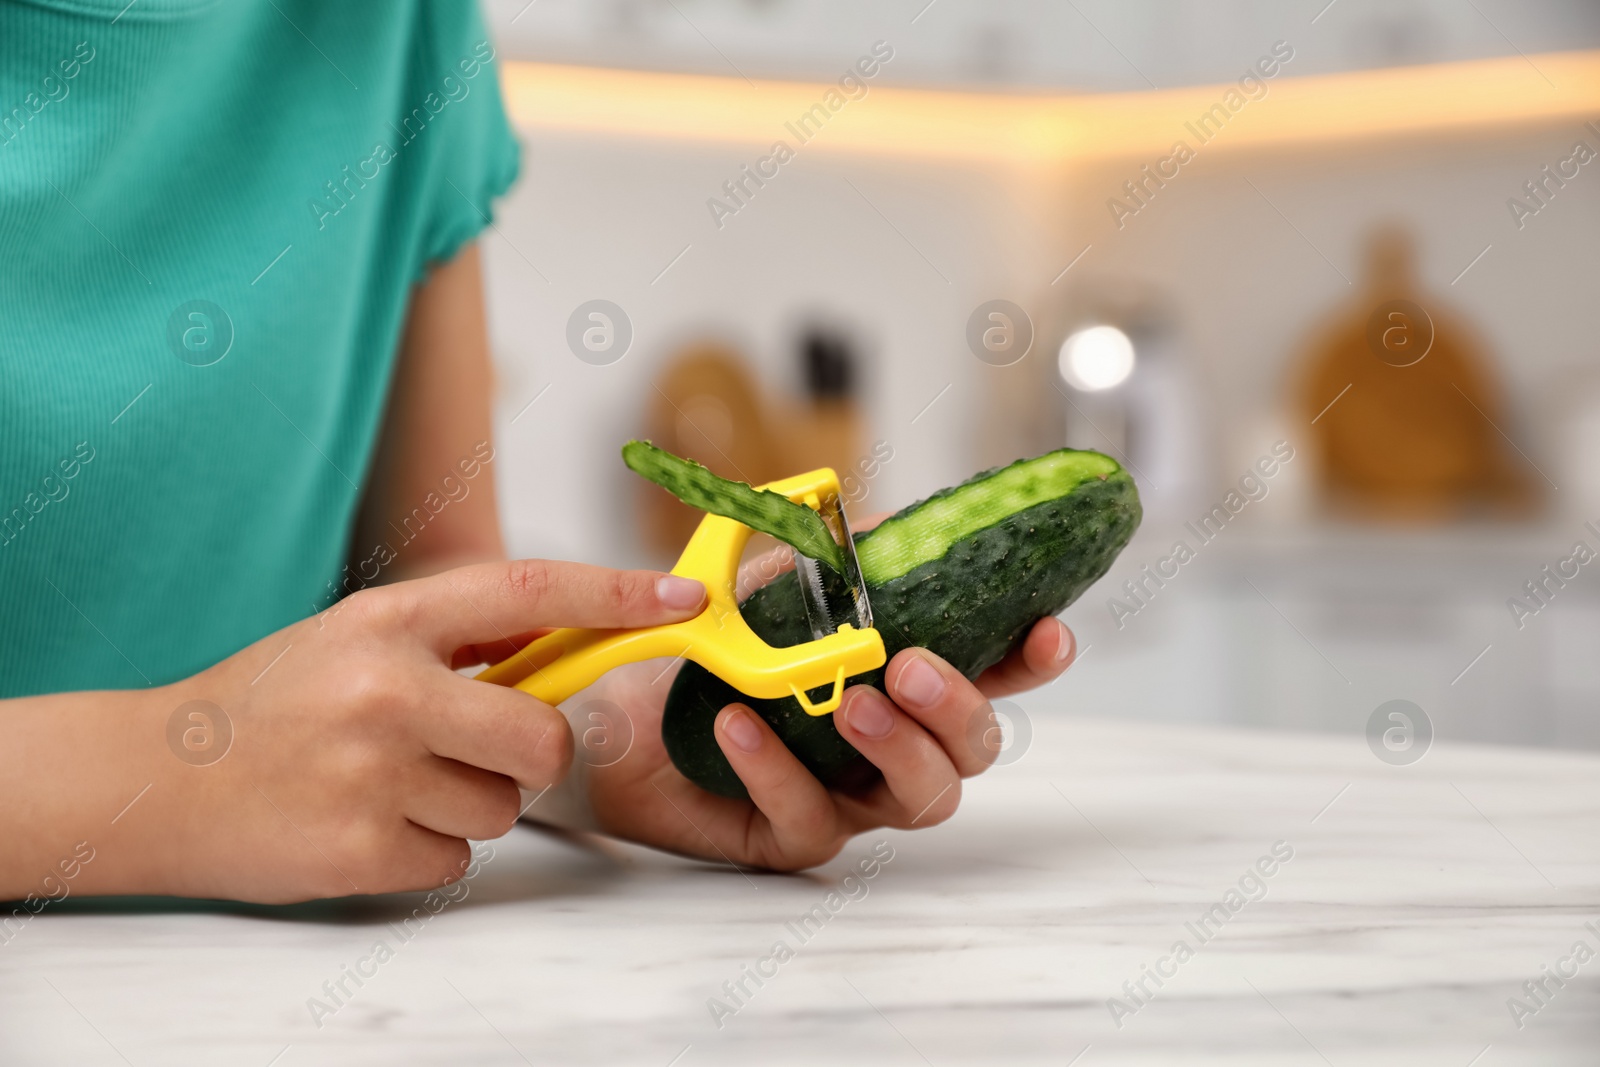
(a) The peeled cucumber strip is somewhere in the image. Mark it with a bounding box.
[622,441,846,574]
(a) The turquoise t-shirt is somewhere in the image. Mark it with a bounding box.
[0,0,520,696]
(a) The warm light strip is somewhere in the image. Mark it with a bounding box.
[501,50,1600,163]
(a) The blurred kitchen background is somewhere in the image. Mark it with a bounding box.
[476,0,1600,752]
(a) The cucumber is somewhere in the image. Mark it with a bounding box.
[661,448,1141,798]
[622,441,846,573]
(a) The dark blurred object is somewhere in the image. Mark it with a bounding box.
[640,329,865,558]
[801,327,856,400]
[1299,226,1537,521]
[786,325,865,491]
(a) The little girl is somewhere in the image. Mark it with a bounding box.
[0,0,1075,903]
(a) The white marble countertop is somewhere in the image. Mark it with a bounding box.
[3,710,1597,1066]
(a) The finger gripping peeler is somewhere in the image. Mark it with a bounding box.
[475,467,885,716]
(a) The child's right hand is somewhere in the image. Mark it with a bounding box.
[6,560,705,904]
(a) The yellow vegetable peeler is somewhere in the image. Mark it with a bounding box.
[475,467,885,716]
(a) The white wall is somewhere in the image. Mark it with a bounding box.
[480,112,1600,750]
[484,117,1600,567]
[1060,122,1600,495]
[482,132,1049,567]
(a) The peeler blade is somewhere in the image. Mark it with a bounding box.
[794,493,873,642]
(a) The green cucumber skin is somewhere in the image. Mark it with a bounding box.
[622,440,846,573]
[662,464,1141,798]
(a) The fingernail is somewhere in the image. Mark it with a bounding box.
[721,708,763,753]
[845,690,895,739]
[656,575,706,610]
[1054,620,1075,663]
[895,654,946,710]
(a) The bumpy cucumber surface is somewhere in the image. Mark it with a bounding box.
[662,449,1141,798]
[622,440,846,573]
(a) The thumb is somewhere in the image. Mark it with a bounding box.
[406,558,705,656]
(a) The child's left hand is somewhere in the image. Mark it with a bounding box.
[572,616,1074,871]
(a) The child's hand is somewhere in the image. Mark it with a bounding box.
[579,616,1074,872]
[101,561,705,903]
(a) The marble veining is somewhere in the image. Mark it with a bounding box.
[2,711,1597,1065]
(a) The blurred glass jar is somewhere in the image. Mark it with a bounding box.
[1055,299,1211,525]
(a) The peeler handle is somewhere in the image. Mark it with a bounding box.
[474,467,886,713]
[473,624,689,706]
